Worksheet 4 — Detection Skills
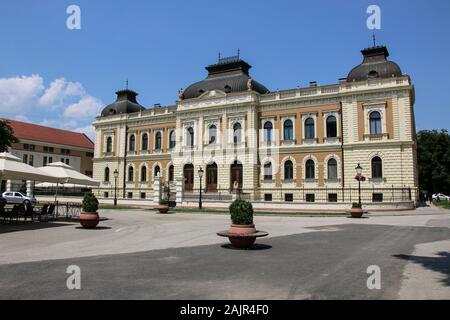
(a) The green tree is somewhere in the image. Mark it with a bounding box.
[417,130,450,195]
[0,120,18,152]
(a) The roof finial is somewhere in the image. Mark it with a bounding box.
[237,48,240,60]
[372,32,376,47]
[218,52,221,63]
[126,79,129,90]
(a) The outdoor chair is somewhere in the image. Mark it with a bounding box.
[20,203,35,223]
[4,205,21,224]
[46,204,56,221]
[35,204,49,222]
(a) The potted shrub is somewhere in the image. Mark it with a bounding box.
[79,192,100,228]
[158,198,169,214]
[350,202,364,218]
[227,199,257,248]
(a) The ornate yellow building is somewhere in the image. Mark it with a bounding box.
[93,45,418,210]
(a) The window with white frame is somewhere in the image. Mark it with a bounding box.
[283,119,294,141]
[305,118,315,139]
[264,121,273,143]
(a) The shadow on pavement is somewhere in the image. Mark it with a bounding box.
[394,252,450,286]
[220,243,272,251]
[0,222,73,235]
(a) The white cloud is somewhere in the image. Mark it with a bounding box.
[74,125,95,141]
[63,96,103,120]
[38,78,86,109]
[0,75,44,113]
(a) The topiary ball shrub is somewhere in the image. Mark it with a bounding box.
[159,198,169,205]
[352,202,362,209]
[82,192,99,213]
[229,199,254,225]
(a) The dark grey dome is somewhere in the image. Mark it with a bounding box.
[347,46,402,82]
[183,57,269,99]
[101,89,145,117]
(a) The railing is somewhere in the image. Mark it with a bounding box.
[182,187,412,203]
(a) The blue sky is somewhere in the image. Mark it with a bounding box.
[0,0,449,138]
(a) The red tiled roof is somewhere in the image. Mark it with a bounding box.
[1,118,94,150]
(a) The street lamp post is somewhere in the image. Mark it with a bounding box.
[113,169,119,206]
[355,163,363,207]
[198,167,204,209]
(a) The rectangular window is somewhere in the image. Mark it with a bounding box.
[29,155,34,166]
[285,193,294,202]
[127,192,133,199]
[104,192,109,198]
[140,192,146,199]
[264,194,272,202]
[44,146,48,152]
[328,193,338,202]
[65,159,70,165]
[49,157,53,163]
[43,156,48,166]
[86,152,94,157]
[23,154,28,164]
[373,193,383,202]
[306,194,315,202]
[23,144,29,150]
[85,171,93,177]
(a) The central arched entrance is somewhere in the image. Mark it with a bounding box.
[230,160,243,191]
[183,164,194,192]
[206,163,218,192]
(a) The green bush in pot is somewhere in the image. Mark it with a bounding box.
[229,199,254,225]
[82,192,99,213]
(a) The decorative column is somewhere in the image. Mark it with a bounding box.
[6,180,12,192]
[26,180,34,197]
[153,176,162,205]
[176,176,184,206]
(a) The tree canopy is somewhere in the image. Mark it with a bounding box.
[0,120,19,152]
[417,130,450,194]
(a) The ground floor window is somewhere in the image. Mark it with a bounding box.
[264,194,272,202]
[372,193,383,202]
[285,193,293,202]
[328,193,338,202]
[306,194,315,202]
[140,192,146,199]
[127,192,133,199]
[104,192,109,198]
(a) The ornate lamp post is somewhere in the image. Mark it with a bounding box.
[198,167,204,209]
[113,169,119,206]
[355,163,363,207]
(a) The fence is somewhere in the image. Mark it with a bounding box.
[183,187,412,204]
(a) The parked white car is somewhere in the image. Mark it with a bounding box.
[1,192,36,205]
[432,193,449,201]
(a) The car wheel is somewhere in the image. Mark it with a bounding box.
[23,200,31,206]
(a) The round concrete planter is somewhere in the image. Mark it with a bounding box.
[158,204,169,214]
[227,224,257,249]
[350,208,364,218]
[79,212,100,229]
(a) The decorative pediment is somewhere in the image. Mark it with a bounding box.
[198,90,227,99]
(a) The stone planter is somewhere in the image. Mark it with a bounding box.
[350,208,364,218]
[217,224,268,249]
[158,204,169,214]
[79,212,100,229]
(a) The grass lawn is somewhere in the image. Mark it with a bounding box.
[147,207,347,217]
[99,205,143,210]
[434,200,450,210]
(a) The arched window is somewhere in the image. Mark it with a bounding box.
[327,158,338,181]
[155,132,162,150]
[284,119,293,141]
[106,137,113,153]
[104,167,110,182]
[168,165,174,183]
[326,116,337,138]
[141,166,147,182]
[209,125,217,144]
[264,162,272,181]
[305,159,315,180]
[233,123,242,144]
[264,121,273,143]
[129,135,135,151]
[187,127,194,147]
[370,111,382,134]
[284,160,294,181]
[169,130,176,149]
[154,165,160,177]
[127,166,134,182]
[142,133,148,151]
[372,157,383,179]
[305,118,315,139]
[368,70,379,79]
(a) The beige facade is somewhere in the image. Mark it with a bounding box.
[93,47,418,208]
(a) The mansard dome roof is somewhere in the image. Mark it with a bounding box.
[347,46,402,82]
[101,89,145,117]
[183,56,269,99]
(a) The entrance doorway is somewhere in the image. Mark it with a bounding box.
[230,161,243,191]
[206,163,218,192]
[183,164,194,192]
